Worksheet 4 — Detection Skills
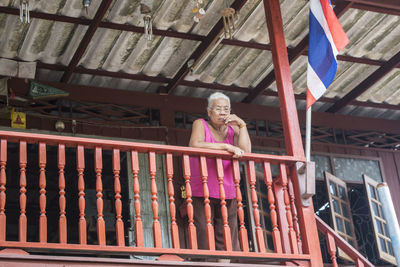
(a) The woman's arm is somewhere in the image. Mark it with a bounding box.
[225,115,251,153]
[189,119,244,157]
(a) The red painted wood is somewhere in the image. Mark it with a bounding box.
[58,144,67,244]
[182,154,197,249]
[94,147,106,246]
[288,178,302,253]
[356,258,365,267]
[199,156,215,251]
[263,162,282,253]
[149,152,162,248]
[0,140,6,241]
[38,142,47,243]
[0,240,312,261]
[166,153,179,249]
[326,232,338,267]
[316,216,374,267]
[279,163,298,254]
[19,141,27,242]
[232,160,248,252]
[113,149,125,246]
[262,0,304,158]
[76,145,86,245]
[216,158,232,251]
[131,151,143,247]
[247,160,266,252]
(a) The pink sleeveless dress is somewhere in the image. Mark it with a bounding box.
[189,119,236,199]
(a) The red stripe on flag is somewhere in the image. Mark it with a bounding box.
[306,89,317,110]
[319,0,349,51]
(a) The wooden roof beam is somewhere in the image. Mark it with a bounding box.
[35,61,400,111]
[241,1,352,103]
[326,49,400,113]
[163,0,249,95]
[60,0,113,83]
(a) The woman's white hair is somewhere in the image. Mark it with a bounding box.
[207,92,231,110]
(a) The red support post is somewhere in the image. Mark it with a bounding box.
[0,139,6,241]
[76,145,86,245]
[19,141,27,242]
[233,160,248,252]
[113,149,125,246]
[182,154,197,249]
[149,152,162,248]
[216,158,231,251]
[39,142,47,243]
[95,147,106,246]
[263,0,323,264]
[58,144,67,244]
[166,153,180,249]
[199,156,215,251]
[131,151,143,247]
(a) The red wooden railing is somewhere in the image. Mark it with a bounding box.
[0,130,316,263]
[316,215,374,267]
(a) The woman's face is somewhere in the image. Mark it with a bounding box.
[208,98,230,125]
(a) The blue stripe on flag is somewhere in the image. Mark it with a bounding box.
[308,11,337,89]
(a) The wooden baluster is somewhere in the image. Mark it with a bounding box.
[182,154,197,249]
[19,141,27,242]
[232,160,248,252]
[95,147,106,246]
[216,157,232,251]
[288,176,302,253]
[279,163,298,254]
[58,144,67,244]
[263,162,281,253]
[166,153,179,249]
[131,151,143,247]
[113,149,125,246]
[39,142,47,243]
[326,232,338,267]
[0,140,6,241]
[149,152,161,248]
[199,156,215,250]
[77,145,86,245]
[247,160,266,252]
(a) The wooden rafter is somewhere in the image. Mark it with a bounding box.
[60,0,113,83]
[242,1,353,103]
[163,0,249,95]
[32,62,400,111]
[326,49,400,113]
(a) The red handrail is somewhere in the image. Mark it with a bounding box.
[315,215,375,267]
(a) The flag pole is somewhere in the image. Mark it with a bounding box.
[305,106,311,162]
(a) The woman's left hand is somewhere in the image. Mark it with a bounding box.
[224,114,244,127]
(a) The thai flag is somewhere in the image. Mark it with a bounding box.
[306,0,349,109]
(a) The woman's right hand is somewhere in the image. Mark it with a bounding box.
[225,144,245,158]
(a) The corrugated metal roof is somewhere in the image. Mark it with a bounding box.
[0,0,400,120]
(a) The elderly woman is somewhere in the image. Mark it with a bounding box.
[189,92,251,251]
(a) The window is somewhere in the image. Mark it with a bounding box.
[363,175,396,265]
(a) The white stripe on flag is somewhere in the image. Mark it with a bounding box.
[307,63,327,100]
